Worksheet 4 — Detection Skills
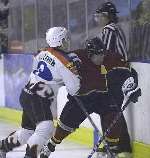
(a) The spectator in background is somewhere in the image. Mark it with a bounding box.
[95,1,128,61]
[0,0,9,55]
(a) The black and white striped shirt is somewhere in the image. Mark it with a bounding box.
[101,23,128,61]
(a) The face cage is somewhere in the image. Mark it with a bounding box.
[87,49,104,58]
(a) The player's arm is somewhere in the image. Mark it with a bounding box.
[56,59,81,96]
[106,67,141,107]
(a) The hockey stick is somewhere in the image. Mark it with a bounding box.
[73,96,115,158]
[87,97,130,158]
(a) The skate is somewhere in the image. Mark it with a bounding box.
[24,144,37,158]
[96,146,117,158]
[96,151,108,158]
[96,151,132,158]
[0,140,6,158]
[117,152,132,158]
[96,152,117,158]
[40,141,56,158]
[0,150,6,158]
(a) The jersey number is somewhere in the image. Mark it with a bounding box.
[33,61,53,81]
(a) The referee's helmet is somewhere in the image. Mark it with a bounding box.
[96,2,119,15]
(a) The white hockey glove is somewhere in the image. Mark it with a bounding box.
[122,77,141,104]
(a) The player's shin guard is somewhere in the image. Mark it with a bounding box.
[27,120,55,156]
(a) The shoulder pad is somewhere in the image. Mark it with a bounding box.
[47,48,79,75]
[103,53,129,72]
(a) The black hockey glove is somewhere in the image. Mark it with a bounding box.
[122,77,141,104]
[126,87,141,103]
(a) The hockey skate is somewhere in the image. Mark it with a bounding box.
[96,146,117,158]
[24,144,37,158]
[96,152,116,158]
[96,151,109,158]
[0,150,6,158]
[96,151,132,158]
[0,140,6,158]
[116,152,132,158]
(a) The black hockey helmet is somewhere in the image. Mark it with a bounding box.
[85,37,106,57]
[96,2,119,15]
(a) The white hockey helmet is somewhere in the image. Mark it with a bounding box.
[46,27,69,47]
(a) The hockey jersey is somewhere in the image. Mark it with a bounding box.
[70,49,131,96]
[24,47,80,100]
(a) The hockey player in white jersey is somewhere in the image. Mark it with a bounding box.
[0,27,80,158]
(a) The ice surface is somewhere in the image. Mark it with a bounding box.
[0,121,93,158]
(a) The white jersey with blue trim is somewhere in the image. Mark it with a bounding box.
[24,48,80,99]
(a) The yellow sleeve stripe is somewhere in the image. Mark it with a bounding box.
[47,48,78,75]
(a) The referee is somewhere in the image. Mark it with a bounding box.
[94,2,132,158]
[95,1,128,61]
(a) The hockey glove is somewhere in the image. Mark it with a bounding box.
[122,77,141,104]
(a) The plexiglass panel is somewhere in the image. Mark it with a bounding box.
[129,0,150,60]
[6,0,150,60]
